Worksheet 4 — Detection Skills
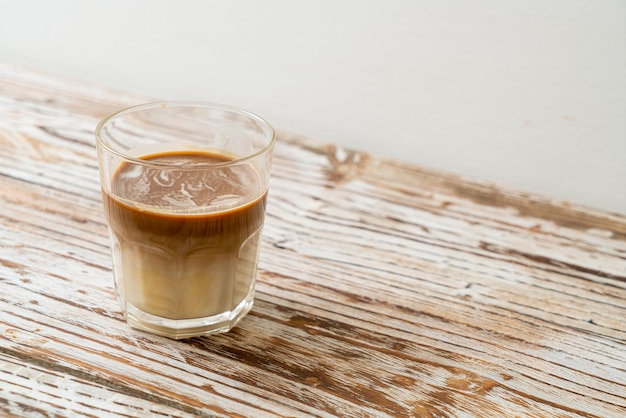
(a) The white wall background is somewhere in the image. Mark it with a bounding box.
[1,0,624,214]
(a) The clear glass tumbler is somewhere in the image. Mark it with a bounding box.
[95,102,275,339]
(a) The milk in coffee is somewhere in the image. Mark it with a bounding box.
[102,151,266,321]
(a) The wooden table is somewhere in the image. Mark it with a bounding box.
[1,63,625,418]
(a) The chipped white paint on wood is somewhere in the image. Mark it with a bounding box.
[0,63,625,417]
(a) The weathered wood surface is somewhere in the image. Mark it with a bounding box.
[0,62,625,418]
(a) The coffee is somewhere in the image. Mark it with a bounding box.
[102,151,267,321]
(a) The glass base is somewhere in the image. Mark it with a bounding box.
[123,297,254,340]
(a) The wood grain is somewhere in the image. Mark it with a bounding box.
[1,62,625,417]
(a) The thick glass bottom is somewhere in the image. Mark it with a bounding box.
[123,296,254,339]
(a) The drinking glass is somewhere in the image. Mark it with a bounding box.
[96,102,275,339]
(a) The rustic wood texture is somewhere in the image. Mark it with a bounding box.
[1,62,625,418]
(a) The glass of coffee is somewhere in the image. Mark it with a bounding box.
[95,102,275,339]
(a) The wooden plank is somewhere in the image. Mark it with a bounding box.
[0,352,203,417]
[1,62,625,417]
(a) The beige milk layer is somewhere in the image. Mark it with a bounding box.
[102,151,266,320]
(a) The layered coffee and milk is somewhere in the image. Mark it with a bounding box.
[102,151,266,321]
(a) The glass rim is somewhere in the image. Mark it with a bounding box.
[95,101,276,169]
